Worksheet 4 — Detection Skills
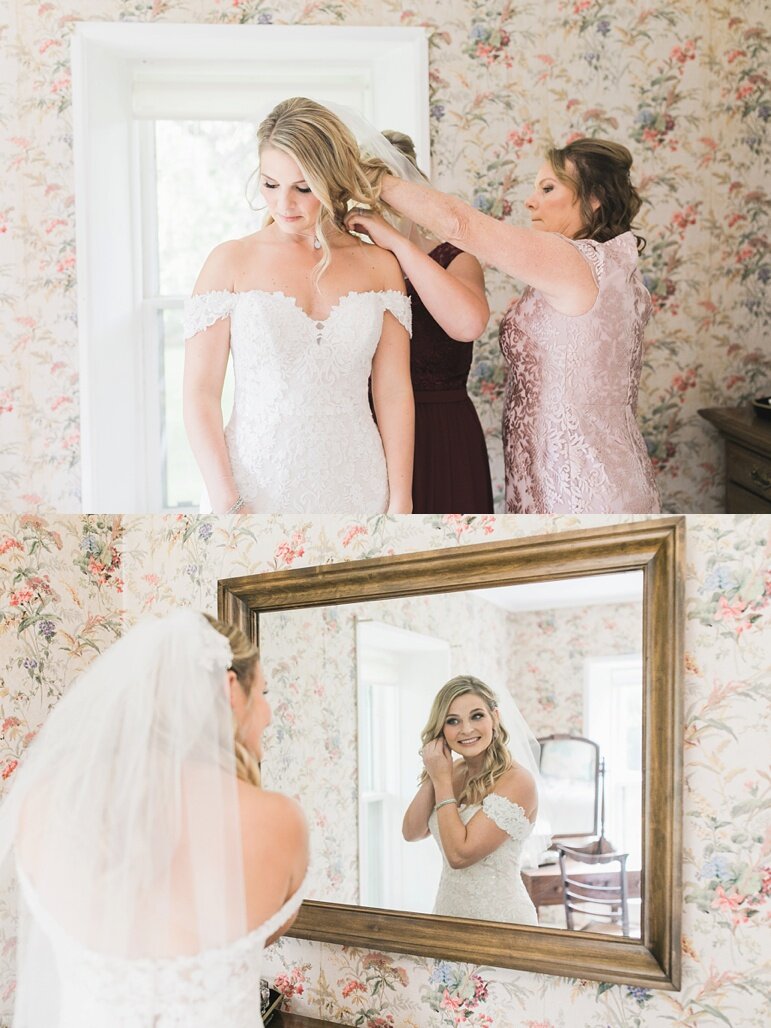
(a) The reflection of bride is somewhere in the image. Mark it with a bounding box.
[0,611,308,1026]
[403,675,545,924]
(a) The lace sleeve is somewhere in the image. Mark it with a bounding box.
[482,793,533,841]
[381,291,412,336]
[183,290,236,340]
[569,238,605,288]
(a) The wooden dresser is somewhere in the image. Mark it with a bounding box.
[698,406,771,512]
[272,1012,343,1027]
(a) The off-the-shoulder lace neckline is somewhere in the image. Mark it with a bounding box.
[17,863,308,966]
[468,793,536,825]
[189,287,407,325]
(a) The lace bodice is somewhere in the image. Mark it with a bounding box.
[18,868,306,1027]
[184,288,412,513]
[499,232,660,513]
[428,793,538,924]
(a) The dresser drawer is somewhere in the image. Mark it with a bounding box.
[726,481,771,513]
[725,441,771,502]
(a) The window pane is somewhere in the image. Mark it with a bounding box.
[160,308,234,510]
[155,120,261,296]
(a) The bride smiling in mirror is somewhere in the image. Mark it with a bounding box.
[403,675,547,924]
[182,97,414,515]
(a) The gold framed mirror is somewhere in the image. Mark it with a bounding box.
[218,517,684,989]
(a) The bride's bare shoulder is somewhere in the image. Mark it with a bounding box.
[350,237,406,291]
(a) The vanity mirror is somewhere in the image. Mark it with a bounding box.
[218,518,683,988]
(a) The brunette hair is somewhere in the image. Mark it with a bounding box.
[546,138,646,251]
[420,675,512,806]
[204,613,262,787]
[381,130,430,182]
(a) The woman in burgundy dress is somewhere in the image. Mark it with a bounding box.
[347,132,494,514]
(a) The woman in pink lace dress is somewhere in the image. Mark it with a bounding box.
[379,139,661,514]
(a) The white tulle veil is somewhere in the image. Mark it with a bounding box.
[0,609,247,1025]
[299,98,433,246]
[492,684,553,868]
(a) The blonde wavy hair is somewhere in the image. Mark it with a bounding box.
[420,675,512,807]
[204,613,262,787]
[256,97,389,285]
[380,129,430,182]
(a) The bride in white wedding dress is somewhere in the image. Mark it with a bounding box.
[0,610,308,1027]
[183,97,414,515]
[403,675,549,924]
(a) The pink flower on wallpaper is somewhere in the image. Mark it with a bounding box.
[712,885,750,924]
[0,537,23,555]
[340,978,367,998]
[275,531,305,566]
[342,524,367,547]
[1,761,18,781]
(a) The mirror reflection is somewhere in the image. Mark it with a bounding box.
[260,569,643,937]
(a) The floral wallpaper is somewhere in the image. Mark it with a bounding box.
[2,2,770,512]
[511,600,642,737]
[1,513,769,1026]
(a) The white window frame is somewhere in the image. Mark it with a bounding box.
[71,22,429,511]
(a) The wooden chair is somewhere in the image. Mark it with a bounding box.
[557,843,630,937]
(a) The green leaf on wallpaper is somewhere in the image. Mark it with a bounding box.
[597,982,615,996]
[696,1002,733,1025]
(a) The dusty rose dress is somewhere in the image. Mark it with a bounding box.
[499,231,661,513]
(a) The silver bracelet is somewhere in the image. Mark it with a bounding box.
[224,494,245,516]
[434,798,457,812]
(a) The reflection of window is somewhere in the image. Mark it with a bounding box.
[356,620,449,913]
[73,24,428,510]
[584,656,643,866]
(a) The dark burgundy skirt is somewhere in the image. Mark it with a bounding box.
[412,390,494,514]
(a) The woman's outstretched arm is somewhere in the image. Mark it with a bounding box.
[379,176,596,315]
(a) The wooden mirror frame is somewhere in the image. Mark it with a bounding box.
[218,517,684,990]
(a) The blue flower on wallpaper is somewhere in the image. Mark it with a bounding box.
[473,193,492,212]
[430,103,445,120]
[597,19,611,35]
[703,566,739,593]
[635,108,656,126]
[470,24,486,41]
[81,534,100,554]
[700,853,734,883]
[198,522,213,541]
[627,986,653,1006]
[38,620,56,641]
[428,961,454,987]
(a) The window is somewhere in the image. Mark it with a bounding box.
[73,24,429,510]
[584,655,643,867]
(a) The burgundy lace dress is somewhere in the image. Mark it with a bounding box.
[407,243,494,514]
[499,232,661,513]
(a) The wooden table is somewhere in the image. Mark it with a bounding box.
[521,859,641,909]
[698,405,771,512]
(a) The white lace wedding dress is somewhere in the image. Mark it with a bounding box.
[17,866,306,1027]
[428,793,538,924]
[183,288,412,513]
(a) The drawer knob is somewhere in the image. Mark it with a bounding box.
[750,467,771,490]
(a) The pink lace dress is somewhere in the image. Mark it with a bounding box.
[499,232,660,513]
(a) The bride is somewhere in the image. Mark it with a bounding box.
[403,675,549,924]
[0,610,308,1026]
[183,97,414,515]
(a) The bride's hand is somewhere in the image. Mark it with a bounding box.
[422,738,453,782]
[345,209,404,252]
